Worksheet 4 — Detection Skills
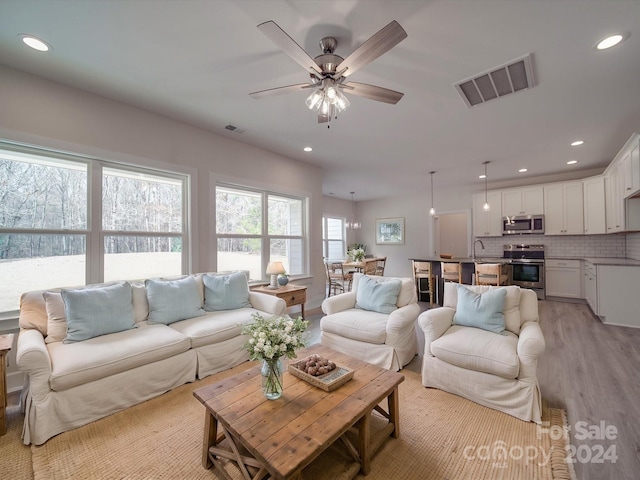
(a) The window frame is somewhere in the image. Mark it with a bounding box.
[0,141,191,315]
[215,183,307,281]
[322,215,347,262]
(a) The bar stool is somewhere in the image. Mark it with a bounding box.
[412,260,435,306]
[474,263,509,286]
[441,262,462,284]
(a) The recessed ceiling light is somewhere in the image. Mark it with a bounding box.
[478,174,486,179]
[303,147,312,152]
[567,160,578,165]
[595,34,625,50]
[571,140,584,146]
[519,168,528,173]
[19,34,51,52]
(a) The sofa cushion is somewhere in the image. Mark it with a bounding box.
[453,284,506,334]
[61,282,137,343]
[320,309,388,345]
[146,276,205,325]
[170,308,261,348]
[43,292,67,344]
[431,325,520,379]
[202,272,251,311]
[355,276,401,314]
[47,322,191,391]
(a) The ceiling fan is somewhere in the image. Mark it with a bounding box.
[249,20,407,124]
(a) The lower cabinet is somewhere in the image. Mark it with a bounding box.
[545,259,583,299]
[584,261,640,328]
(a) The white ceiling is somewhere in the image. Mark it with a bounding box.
[1,0,639,201]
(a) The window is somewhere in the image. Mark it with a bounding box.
[0,142,189,313]
[322,216,346,261]
[216,185,306,281]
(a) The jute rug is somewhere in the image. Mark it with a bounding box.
[3,361,575,480]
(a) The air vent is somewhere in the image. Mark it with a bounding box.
[225,124,245,133]
[454,54,535,108]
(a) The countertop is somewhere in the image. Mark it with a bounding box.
[412,256,640,266]
[410,257,511,264]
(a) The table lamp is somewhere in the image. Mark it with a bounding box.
[266,261,285,289]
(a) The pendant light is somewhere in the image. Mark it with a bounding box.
[482,161,491,211]
[429,171,436,216]
[346,192,361,230]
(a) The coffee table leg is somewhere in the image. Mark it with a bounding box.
[389,386,400,439]
[358,412,371,475]
[202,411,217,469]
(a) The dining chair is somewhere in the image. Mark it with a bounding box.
[325,261,352,296]
[374,257,387,276]
[412,260,434,306]
[441,262,462,284]
[362,258,378,275]
[474,263,509,286]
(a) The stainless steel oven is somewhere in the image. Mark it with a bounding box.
[503,244,545,299]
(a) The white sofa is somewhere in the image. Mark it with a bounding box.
[16,272,285,445]
[320,273,420,371]
[418,283,545,423]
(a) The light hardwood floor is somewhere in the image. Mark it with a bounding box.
[311,298,640,479]
[9,301,638,479]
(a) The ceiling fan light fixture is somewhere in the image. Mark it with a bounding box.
[305,90,323,110]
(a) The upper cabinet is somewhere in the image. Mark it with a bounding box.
[605,163,625,233]
[620,134,640,198]
[544,182,584,235]
[501,186,544,217]
[472,191,502,237]
[582,176,606,235]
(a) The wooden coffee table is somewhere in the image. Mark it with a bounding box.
[193,344,404,480]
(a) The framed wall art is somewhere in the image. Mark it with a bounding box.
[375,217,405,245]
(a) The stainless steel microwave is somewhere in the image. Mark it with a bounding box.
[502,215,544,235]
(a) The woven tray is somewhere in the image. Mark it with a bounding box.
[288,357,354,392]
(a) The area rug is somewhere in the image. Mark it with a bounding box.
[20,362,575,480]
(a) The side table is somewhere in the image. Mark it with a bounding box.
[251,284,307,318]
[0,333,14,436]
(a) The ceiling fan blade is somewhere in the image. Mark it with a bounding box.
[258,21,323,76]
[342,82,404,104]
[337,20,407,78]
[249,83,313,99]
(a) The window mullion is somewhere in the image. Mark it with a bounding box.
[87,161,103,284]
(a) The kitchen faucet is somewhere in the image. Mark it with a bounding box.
[473,239,485,260]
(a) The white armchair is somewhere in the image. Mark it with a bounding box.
[320,273,420,371]
[418,282,545,423]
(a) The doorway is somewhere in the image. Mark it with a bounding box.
[432,211,470,258]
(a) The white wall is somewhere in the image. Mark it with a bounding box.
[0,65,327,310]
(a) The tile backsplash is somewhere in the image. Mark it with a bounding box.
[626,232,640,260]
[474,234,627,259]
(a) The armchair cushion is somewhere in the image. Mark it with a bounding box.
[355,275,402,314]
[321,309,389,344]
[430,325,520,378]
[453,284,507,334]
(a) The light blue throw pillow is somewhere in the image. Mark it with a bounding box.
[203,272,251,311]
[61,282,136,343]
[145,276,205,325]
[355,276,401,314]
[453,284,507,334]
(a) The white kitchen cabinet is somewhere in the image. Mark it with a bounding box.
[591,264,640,328]
[584,261,598,314]
[472,191,502,237]
[545,259,582,299]
[543,182,584,235]
[501,186,544,217]
[582,176,606,235]
[605,163,625,233]
[621,133,640,198]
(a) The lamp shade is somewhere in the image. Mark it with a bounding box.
[266,261,286,275]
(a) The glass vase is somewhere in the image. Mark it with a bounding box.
[261,358,283,400]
